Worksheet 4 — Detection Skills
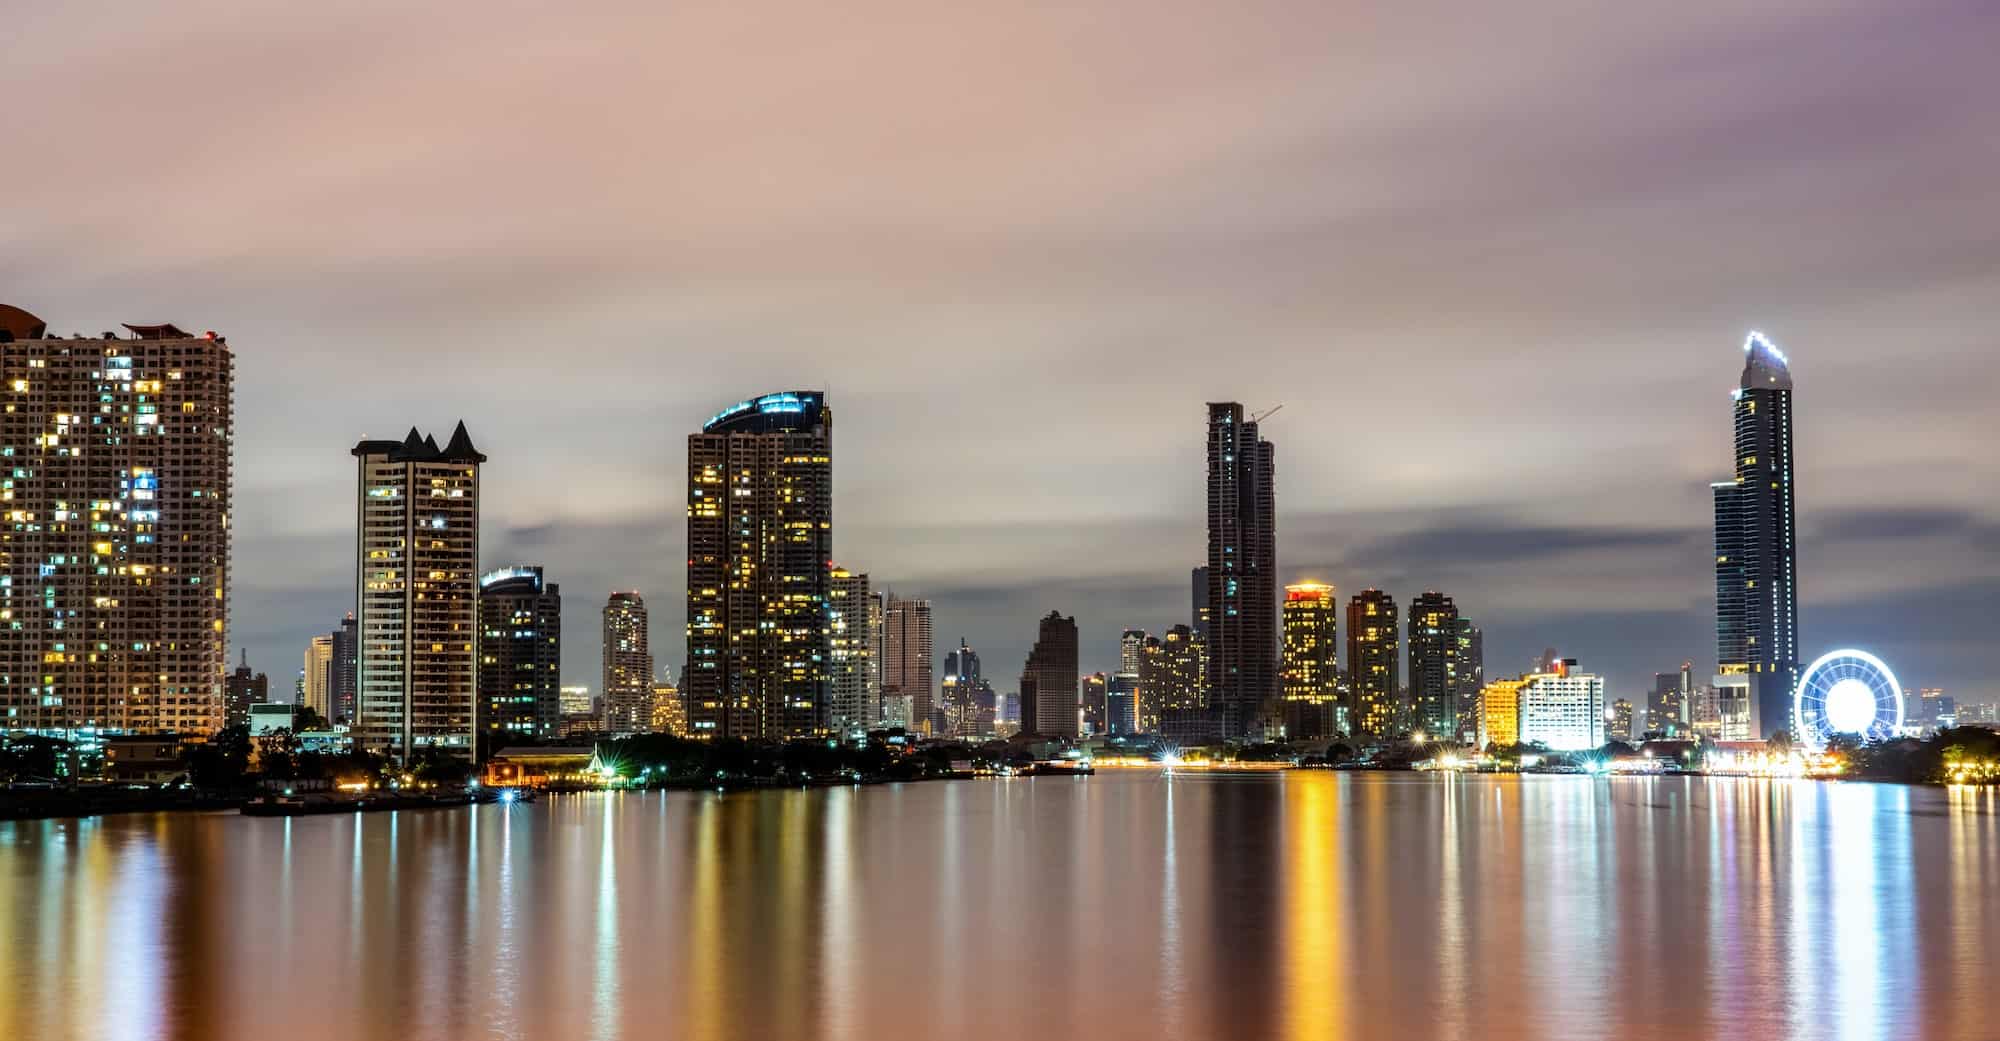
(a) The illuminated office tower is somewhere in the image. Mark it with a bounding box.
[602,591,654,734]
[1517,659,1606,751]
[1713,332,1801,738]
[828,566,874,736]
[1144,624,1207,741]
[1204,403,1278,739]
[224,651,267,729]
[882,595,934,733]
[685,391,832,739]
[302,635,334,721]
[1452,619,1483,742]
[1346,589,1400,738]
[1019,610,1079,738]
[477,566,562,739]
[331,612,358,724]
[0,307,232,737]
[352,422,484,760]
[1408,591,1461,739]
[1280,581,1341,741]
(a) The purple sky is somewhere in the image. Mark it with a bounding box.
[5,0,1997,701]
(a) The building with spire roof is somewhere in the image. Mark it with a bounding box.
[1713,332,1800,739]
[353,422,484,760]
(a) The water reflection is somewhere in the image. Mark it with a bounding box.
[1,775,1996,1040]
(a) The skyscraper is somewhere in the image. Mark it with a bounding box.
[1280,581,1341,741]
[882,595,934,732]
[1190,566,1210,639]
[302,635,335,722]
[477,566,562,739]
[828,566,874,735]
[224,651,268,729]
[1347,589,1399,738]
[1408,591,1461,739]
[940,638,989,738]
[1019,610,1079,738]
[0,309,233,737]
[1144,624,1206,742]
[602,591,654,734]
[332,613,358,724]
[1452,619,1484,743]
[352,422,484,760]
[1205,403,1277,739]
[686,391,832,740]
[1106,674,1140,736]
[1080,672,1109,735]
[1120,629,1149,677]
[1713,332,1800,739]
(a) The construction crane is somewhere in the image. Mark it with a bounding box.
[1249,404,1284,424]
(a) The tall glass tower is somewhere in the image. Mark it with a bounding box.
[1205,403,1277,740]
[1712,332,1800,738]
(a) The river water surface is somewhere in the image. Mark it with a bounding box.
[3,771,1996,1040]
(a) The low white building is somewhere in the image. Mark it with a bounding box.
[1518,660,1606,751]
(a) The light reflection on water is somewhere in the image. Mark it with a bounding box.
[1,774,1995,1041]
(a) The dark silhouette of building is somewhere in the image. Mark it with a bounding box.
[1191,566,1210,639]
[1408,591,1461,738]
[1453,619,1484,743]
[477,567,562,740]
[1205,403,1277,739]
[224,651,268,730]
[1019,611,1079,738]
[331,613,358,724]
[1347,590,1399,738]
[1713,333,1800,738]
[685,392,832,739]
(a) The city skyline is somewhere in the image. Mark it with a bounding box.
[6,4,1996,704]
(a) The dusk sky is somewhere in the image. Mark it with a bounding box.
[5,0,1996,701]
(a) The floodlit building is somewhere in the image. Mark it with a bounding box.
[1479,678,1525,748]
[302,635,335,722]
[352,422,485,760]
[685,391,832,739]
[1347,590,1400,738]
[1713,332,1801,738]
[1517,660,1606,751]
[0,308,233,737]
[652,680,686,735]
[1281,581,1342,741]
[602,591,653,734]
[477,566,562,739]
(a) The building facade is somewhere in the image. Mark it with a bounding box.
[1144,624,1206,742]
[1347,589,1400,738]
[0,309,233,737]
[602,591,653,734]
[881,595,933,732]
[1407,591,1461,739]
[1020,610,1079,738]
[332,612,358,724]
[1713,332,1801,738]
[477,566,562,740]
[302,635,335,722]
[352,423,484,759]
[1452,618,1483,743]
[828,566,874,735]
[1204,403,1278,739]
[1280,581,1341,741]
[686,391,832,740]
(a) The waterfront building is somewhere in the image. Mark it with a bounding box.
[1020,611,1079,738]
[1107,673,1139,735]
[1609,698,1635,742]
[302,635,334,722]
[685,390,832,740]
[1517,660,1606,751]
[940,638,989,739]
[1080,672,1109,735]
[1408,591,1461,738]
[828,566,874,735]
[1280,581,1341,741]
[476,566,562,739]
[1713,332,1801,738]
[652,680,686,735]
[332,613,358,724]
[1347,589,1400,738]
[224,652,268,729]
[1452,619,1484,742]
[1144,624,1207,742]
[882,595,934,733]
[1204,403,1278,739]
[352,422,485,759]
[602,591,654,734]
[0,308,233,737]
[1479,678,1525,748]
[1695,676,1754,741]
[1649,664,1694,736]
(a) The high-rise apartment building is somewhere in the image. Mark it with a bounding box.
[477,566,562,739]
[940,638,989,738]
[882,595,934,733]
[302,635,334,722]
[602,591,654,734]
[1120,629,1148,677]
[867,592,885,723]
[1452,618,1483,743]
[352,423,484,759]
[686,391,832,740]
[1204,403,1277,739]
[0,308,233,737]
[224,651,268,729]
[828,566,874,735]
[1143,624,1206,742]
[331,612,358,724]
[1280,581,1341,741]
[1347,589,1400,738]
[1713,332,1801,738]
[1080,672,1109,735]
[1408,591,1461,739]
[1019,610,1079,738]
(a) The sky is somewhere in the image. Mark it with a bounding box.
[4,0,1997,703]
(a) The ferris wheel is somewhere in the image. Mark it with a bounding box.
[1793,648,1904,748]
